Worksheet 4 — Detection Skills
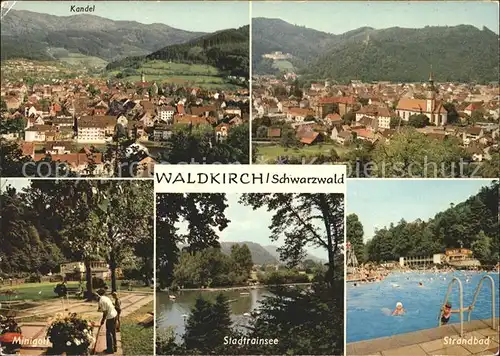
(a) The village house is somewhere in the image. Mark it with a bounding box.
[215,123,230,142]
[286,107,315,122]
[153,123,173,141]
[462,127,484,146]
[157,105,175,123]
[77,121,106,143]
[396,74,447,126]
[25,125,54,142]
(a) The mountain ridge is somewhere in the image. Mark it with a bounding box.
[1,9,205,61]
[253,18,499,83]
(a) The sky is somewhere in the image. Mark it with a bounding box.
[347,179,495,242]
[7,1,249,32]
[252,1,499,34]
[177,193,330,260]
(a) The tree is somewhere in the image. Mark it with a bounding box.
[342,111,356,125]
[156,193,229,288]
[183,294,233,353]
[240,194,344,284]
[280,127,299,148]
[346,214,365,263]
[471,110,484,124]
[0,97,7,111]
[247,282,343,355]
[25,180,153,296]
[230,244,253,279]
[471,232,493,264]
[256,125,268,138]
[390,117,402,129]
[408,114,430,128]
[371,127,471,178]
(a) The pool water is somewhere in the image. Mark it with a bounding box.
[347,271,499,342]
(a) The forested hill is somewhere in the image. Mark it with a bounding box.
[106,26,249,77]
[253,18,499,83]
[358,181,499,264]
[306,25,499,83]
[252,18,333,63]
[219,241,278,265]
[1,10,204,61]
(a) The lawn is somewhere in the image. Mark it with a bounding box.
[273,60,294,71]
[256,143,350,163]
[108,59,239,90]
[0,282,80,302]
[59,53,108,69]
[120,301,154,356]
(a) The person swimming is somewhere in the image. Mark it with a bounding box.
[418,282,423,287]
[392,302,405,316]
[440,303,473,325]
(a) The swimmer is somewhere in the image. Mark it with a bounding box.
[440,303,473,325]
[353,283,357,287]
[418,282,423,287]
[392,302,405,316]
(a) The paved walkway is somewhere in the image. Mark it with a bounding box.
[347,319,499,356]
[16,292,153,355]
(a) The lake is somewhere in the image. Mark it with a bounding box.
[156,288,272,339]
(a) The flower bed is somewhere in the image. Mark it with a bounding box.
[46,313,95,355]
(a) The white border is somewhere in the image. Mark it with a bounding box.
[154,164,346,193]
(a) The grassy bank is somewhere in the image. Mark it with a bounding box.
[121,301,154,356]
[256,143,350,162]
[0,282,79,302]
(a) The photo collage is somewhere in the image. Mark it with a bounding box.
[0,1,498,356]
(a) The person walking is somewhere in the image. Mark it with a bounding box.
[111,292,122,332]
[96,289,118,354]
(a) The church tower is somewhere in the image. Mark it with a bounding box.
[141,72,145,83]
[426,68,436,113]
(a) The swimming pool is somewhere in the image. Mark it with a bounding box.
[347,271,500,343]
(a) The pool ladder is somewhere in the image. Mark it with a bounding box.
[438,275,497,336]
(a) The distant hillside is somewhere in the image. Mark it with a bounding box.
[107,26,249,78]
[1,9,204,61]
[263,245,325,264]
[219,241,278,265]
[253,18,499,83]
[307,25,499,83]
[252,18,333,63]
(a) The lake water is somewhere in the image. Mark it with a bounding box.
[157,288,272,339]
[347,271,500,342]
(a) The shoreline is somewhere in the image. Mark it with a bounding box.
[161,282,313,292]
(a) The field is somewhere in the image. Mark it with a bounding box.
[108,60,240,90]
[256,143,350,163]
[272,60,294,71]
[58,53,108,69]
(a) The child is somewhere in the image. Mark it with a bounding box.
[111,292,122,332]
[392,302,405,316]
[440,303,473,325]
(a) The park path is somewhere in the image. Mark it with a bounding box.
[16,292,153,355]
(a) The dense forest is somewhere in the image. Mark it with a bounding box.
[107,26,250,78]
[253,18,499,83]
[347,181,499,265]
[1,10,203,61]
[0,180,154,290]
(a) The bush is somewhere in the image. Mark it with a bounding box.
[54,283,68,297]
[91,277,107,290]
[25,273,42,283]
[46,313,94,355]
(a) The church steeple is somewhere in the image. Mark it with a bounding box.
[426,65,436,100]
[141,72,145,83]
